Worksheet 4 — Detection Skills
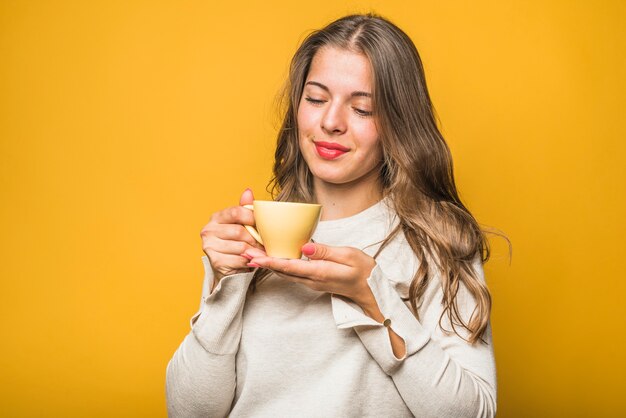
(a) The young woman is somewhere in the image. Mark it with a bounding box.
[166,14,497,417]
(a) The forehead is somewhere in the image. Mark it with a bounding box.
[306,47,373,92]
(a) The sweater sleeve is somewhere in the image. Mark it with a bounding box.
[330,257,497,418]
[165,256,254,417]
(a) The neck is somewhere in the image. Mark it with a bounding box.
[313,172,383,221]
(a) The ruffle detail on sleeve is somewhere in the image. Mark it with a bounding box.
[330,264,432,374]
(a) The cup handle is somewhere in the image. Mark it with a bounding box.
[242,204,264,245]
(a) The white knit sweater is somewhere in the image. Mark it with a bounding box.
[166,200,497,417]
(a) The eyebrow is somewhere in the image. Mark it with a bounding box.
[305,81,372,98]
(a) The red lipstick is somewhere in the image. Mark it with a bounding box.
[314,141,350,160]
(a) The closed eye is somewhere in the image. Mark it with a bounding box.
[354,108,373,117]
[305,97,326,105]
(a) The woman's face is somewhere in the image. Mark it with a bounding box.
[297,47,382,190]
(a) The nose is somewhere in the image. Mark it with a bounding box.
[321,102,347,135]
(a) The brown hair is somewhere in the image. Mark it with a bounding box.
[254,13,502,344]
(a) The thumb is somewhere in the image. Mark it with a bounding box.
[302,242,340,262]
[239,188,254,206]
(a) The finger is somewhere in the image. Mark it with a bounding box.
[212,205,256,226]
[243,247,267,258]
[212,224,258,246]
[206,238,257,257]
[250,256,324,279]
[301,243,354,265]
[251,240,266,250]
[206,251,252,271]
[239,188,254,206]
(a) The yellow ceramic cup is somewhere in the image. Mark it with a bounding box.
[243,200,322,259]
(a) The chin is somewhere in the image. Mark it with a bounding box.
[310,171,354,186]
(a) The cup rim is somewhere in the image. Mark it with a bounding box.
[253,200,322,207]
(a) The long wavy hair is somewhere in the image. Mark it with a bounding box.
[253,13,500,344]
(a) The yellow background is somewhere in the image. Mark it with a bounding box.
[1,1,624,416]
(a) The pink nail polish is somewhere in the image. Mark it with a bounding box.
[302,243,315,256]
[241,253,252,260]
[247,262,261,268]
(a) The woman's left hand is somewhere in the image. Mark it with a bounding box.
[246,242,408,359]
[244,243,377,308]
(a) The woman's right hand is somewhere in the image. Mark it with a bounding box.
[200,188,261,287]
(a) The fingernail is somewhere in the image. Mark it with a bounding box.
[247,262,261,268]
[302,243,315,256]
[241,253,252,260]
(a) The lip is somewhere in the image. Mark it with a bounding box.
[313,141,350,152]
[313,141,350,160]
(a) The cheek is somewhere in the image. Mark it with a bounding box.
[356,122,380,153]
[297,102,314,128]
[371,139,382,157]
[296,102,304,125]
[365,143,383,166]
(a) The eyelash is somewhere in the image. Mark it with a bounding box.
[304,97,373,118]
